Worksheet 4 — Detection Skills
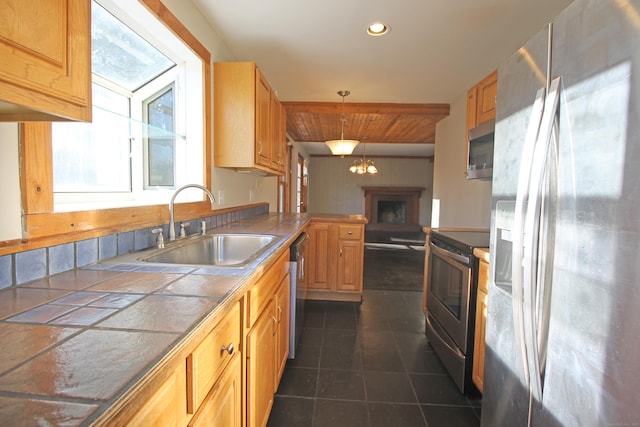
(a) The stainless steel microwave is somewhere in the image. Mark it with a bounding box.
[467,119,494,180]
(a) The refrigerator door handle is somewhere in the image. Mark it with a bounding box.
[523,76,562,403]
[512,86,547,390]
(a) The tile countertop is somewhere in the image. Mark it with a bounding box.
[0,213,366,425]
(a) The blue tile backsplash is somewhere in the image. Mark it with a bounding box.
[0,255,12,289]
[98,235,117,260]
[1,205,268,288]
[76,238,99,268]
[49,243,75,275]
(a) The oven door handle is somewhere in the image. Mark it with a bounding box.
[429,241,469,266]
[426,315,465,359]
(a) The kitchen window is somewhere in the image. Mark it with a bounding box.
[51,0,204,211]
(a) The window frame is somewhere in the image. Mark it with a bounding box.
[19,0,212,245]
[142,82,177,189]
[53,0,204,209]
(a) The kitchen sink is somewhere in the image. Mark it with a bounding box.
[141,233,279,267]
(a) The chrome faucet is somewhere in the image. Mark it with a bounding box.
[169,184,215,241]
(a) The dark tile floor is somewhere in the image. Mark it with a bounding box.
[267,239,481,427]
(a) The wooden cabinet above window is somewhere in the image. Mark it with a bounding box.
[214,62,286,176]
[0,0,92,122]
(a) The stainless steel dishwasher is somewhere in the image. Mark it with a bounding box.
[288,232,308,359]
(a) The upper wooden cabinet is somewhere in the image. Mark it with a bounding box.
[466,70,497,130]
[465,70,497,176]
[214,62,286,176]
[476,71,498,124]
[0,0,92,122]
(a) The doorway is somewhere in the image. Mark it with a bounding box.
[296,154,308,213]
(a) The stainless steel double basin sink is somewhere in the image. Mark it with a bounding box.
[114,233,280,268]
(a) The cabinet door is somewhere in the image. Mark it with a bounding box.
[277,102,287,172]
[274,275,290,388]
[472,287,487,393]
[308,223,337,290]
[246,299,276,427]
[466,87,478,130]
[337,240,363,292]
[255,69,272,168]
[270,95,281,171]
[0,0,91,121]
[189,353,242,427]
[187,301,240,414]
[128,365,186,427]
[476,71,498,124]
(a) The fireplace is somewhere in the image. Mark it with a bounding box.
[363,186,424,231]
[378,201,406,224]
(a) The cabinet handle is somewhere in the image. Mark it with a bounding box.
[272,316,278,336]
[220,343,234,355]
[276,305,282,322]
[258,141,263,154]
[340,248,343,257]
[348,230,352,235]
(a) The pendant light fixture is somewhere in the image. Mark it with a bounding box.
[325,90,359,156]
[349,143,378,174]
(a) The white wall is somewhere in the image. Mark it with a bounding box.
[431,95,492,229]
[163,0,279,211]
[308,156,434,226]
[0,0,280,245]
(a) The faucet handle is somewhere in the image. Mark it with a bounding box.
[179,222,191,238]
[152,228,165,248]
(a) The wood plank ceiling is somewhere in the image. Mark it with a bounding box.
[282,102,450,145]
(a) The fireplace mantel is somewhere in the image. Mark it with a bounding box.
[362,186,424,231]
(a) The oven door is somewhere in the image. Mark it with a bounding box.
[426,241,472,353]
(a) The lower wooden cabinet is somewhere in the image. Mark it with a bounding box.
[117,250,292,427]
[189,353,242,427]
[127,365,187,427]
[274,275,290,388]
[187,301,241,414]
[472,256,489,393]
[246,298,277,427]
[307,221,364,301]
[245,250,290,427]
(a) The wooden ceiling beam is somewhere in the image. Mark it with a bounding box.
[282,101,450,144]
[282,101,449,116]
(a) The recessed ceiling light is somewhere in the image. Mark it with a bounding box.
[367,22,390,36]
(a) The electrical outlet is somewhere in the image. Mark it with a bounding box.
[218,190,225,204]
[249,190,254,201]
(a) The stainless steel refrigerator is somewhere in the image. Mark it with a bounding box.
[483,0,640,425]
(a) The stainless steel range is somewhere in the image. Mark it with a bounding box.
[425,229,489,395]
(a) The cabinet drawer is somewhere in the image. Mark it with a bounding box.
[247,251,290,327]
[338,225,362,240]
[187,301,241,414]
